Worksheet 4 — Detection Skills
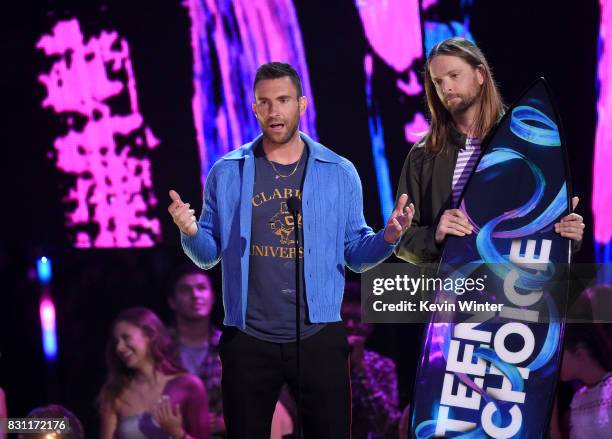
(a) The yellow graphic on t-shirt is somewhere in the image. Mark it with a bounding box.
[251,244,304,259]
[250,188,304,258]
[269,201,302,245]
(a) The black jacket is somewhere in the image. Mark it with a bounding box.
[394,125,467,264]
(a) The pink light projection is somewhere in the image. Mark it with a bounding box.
[405,113,429,143]
[356,0,428,219]
[36,19,161,248]
[594,0,612,247]
[39,297,58,361]
[356,0,423,72]
[184,0,317,185]
[397,70,423,96]
[421,0,438,11]
[355,0,429,146]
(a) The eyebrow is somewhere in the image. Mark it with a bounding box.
[432,68,462,81]
[256,95,294,101]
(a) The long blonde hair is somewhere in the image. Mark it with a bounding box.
[423,38,503,154]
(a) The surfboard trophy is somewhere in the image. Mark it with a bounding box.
[411,78,572,439]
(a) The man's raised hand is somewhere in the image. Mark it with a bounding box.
[384,193,415,244]
[168,190,198,237]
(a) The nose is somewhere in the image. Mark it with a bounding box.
[268,101,282,117]
[437,79,452,94]
[116,339,127,353]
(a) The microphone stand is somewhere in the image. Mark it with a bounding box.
[287,196,302,439]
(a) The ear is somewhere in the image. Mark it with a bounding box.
[252,102,258,117]
[298,96,307,116]
[475,64,485,86]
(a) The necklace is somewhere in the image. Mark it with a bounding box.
[267,148,304,179]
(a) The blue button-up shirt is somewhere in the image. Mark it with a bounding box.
[181,132,396,328]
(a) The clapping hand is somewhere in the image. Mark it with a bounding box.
[152,395,185,439]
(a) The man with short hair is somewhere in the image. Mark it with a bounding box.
[395,37,584,264]
[167,265,225,438]
[168,62,414,438]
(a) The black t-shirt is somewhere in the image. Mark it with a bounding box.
[243,143,325,342]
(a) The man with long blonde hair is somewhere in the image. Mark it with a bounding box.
[395,37,584,264]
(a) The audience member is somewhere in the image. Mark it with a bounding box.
[99,307,210,439]
[167,266,224,437]
[17,404,84,439]
[342,282,400,438]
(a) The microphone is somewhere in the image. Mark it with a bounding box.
[287,196,301,215]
